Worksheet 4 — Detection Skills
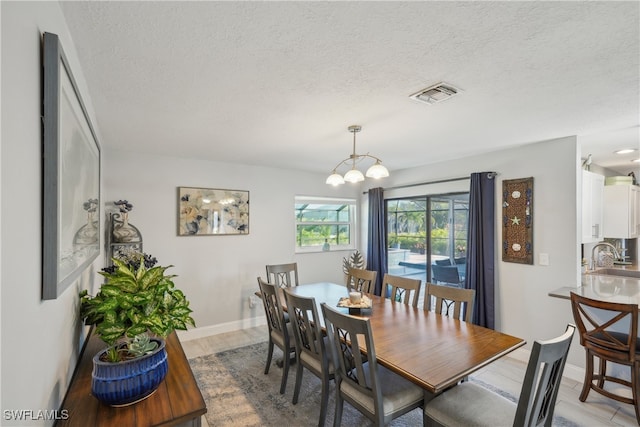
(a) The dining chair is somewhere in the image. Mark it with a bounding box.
[570,292,640,424]
[283,290,335,427]
[345,267,377,294]
[453,257,466,265]
[434,259,452,266]
[256,277,296,394]
[424,282,475,323]
[382,273,421,307]
[320,303,424,426]
[431,264,462,287]
[266,262,300,288]
[424,324,576,427]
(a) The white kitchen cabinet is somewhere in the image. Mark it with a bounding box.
[582,170,604,243]
[603,184,640,238]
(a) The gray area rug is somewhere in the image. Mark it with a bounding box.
[189,341,577,427]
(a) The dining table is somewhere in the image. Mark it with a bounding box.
[284,282,526,394]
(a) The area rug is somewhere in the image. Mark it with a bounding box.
[189,341,576,427]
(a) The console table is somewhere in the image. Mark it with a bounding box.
[56,330,206,426]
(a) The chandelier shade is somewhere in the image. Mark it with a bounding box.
[326,125,390,186]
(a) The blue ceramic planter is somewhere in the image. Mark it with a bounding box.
[91,338,168,406]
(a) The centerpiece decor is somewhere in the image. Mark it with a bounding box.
[80,252,195,406]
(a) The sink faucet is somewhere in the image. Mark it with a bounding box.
[590,242,621,270]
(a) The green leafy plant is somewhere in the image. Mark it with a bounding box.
[79,253,195,362]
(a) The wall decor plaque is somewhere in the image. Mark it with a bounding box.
[178,187,249,235]
[502,177,533,264]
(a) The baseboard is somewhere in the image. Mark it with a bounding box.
[177,315,267,342]
[507,346,584,383]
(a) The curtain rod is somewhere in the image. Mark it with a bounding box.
[363,172,497,194]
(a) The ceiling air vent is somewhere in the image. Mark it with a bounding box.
[409,82,460,105]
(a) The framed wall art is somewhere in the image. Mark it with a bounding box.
[502,177,533,264]
[178,187,249,236]
[42,32,101,300]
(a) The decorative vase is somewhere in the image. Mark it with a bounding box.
[73,211,98,245]
[91,338,168,407]
[112,212,142,243]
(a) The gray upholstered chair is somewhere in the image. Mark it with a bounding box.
[266,262,299,288]
[283,290,334,427]
[382,273,421,307]
[320,303,424,426]
[424,324,576,427]
[345,267,377,294]
[570,292,640,424]
[431,264,462,287]
[424,283,475,322]
[257,277,296,394]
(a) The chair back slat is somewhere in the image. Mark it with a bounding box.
[321,303,382,407]
[266,263,299,288]
[257,277,287,337]
[514,324,576,426]
[425,283,475,322]
[284,290,326,365]
[346,267,377,294]
[382,273,421,307]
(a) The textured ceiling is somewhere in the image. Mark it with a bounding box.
[59,1,640,176]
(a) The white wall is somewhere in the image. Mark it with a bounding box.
[104,149,360,338]
[1,2,101,425]
[363,137,583,368]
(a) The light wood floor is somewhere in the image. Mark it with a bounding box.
[182,325,639,426]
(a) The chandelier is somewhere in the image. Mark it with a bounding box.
[325,125,390,186]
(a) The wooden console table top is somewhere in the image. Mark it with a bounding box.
[57,330,206,426]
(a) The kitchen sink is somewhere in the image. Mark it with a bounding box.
[589,268,640,279]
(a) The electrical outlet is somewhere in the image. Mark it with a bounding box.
[539,253,549,266]
[248,295,258,308]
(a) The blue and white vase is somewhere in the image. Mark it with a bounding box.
[91,338,168,407]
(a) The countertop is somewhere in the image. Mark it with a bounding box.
[549,265,640,305]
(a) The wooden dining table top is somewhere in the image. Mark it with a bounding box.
[285,282,526,394]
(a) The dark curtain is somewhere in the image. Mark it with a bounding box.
[366,187,387,296]
[466,172,496,329]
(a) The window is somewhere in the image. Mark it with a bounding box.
[295,196,356,252]
[386,193,469,285]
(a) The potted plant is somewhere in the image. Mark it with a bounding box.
[79,252,195,406]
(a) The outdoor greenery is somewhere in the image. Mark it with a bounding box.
[387,196,468,257]
[296,224,350,246]
[295,200,353,247]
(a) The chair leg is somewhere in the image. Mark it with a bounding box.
[579,351,594,402]
[292,356,303,404]
[597,358,607,389]
[632,363,640,425]
[334,391,344,427]
[318,374,330,427]
[265,339,274,375]
[280,348,291,394]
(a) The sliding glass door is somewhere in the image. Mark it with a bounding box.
[386,193,469,286]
